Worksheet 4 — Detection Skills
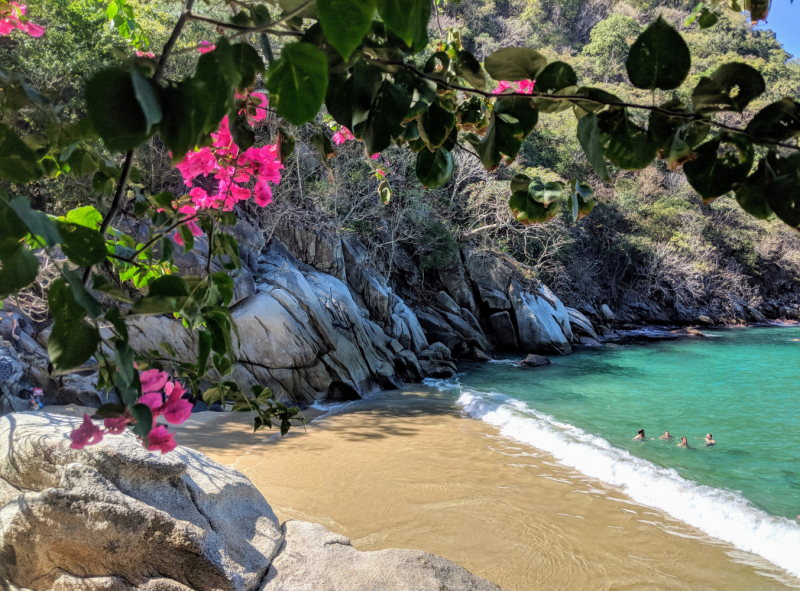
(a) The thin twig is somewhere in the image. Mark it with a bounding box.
[185,0,314,38]
[155,0,197,83]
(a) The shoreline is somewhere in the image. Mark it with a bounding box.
[177,389,799,590]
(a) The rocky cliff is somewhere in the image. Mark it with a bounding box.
[0,218,589,410]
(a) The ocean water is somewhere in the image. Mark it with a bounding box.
[430,326,800,578]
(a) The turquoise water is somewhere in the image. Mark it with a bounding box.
[436,325,800,576]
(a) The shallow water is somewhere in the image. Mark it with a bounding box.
[180,388,799,590]
[451,325,800,578]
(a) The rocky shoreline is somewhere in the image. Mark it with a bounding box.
[3,216,799,416]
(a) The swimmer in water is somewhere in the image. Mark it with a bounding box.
[659,431,673,440]
[704,433,716,446]
[677,436,690,448]
[633,429,648,441]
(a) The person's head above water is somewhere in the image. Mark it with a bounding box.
[706,433,713,439]
[664,431,670,437]
[681,436,688,443]
[638,429,645,436]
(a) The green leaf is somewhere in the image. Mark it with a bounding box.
[535,62,577,94]
[626,16,691,91]
[698,9,719,28]
[48,278,86,323]
[569,178,595,221]
[8,197,62,247]
[267,42,329,126]
[364,80,412,155]
[49,319,100,371]
[692,63,765,114]
[596,111,657,171]
[484,47,546,82]
[378,178,393,204]
[576,114,611,182]
[510,173,531,193]
[129,403,153,444]
[762,152,800,227]
[648,100,710,153]
[570,87,623,119]
[277,128,295,164]
[0,124,44,183]
[416,147,454,188]
[147,275,190,298]
[406,77,438,119]
[279,0,318,18]
[417,98,456,151]
[128,295,180,316]
[178,224,194,253]
[318,0,375,60]
[528,177,563,205]
[508,190,560,225]
[228,111,255,151]
[62,267,103,319]
[66,206,103,230]
[0,245,38,299]
[734,158,773,220]
[683,133,754,201]
[455,51,487,90]
[85,68,151,152]
[130,70,162,134]
[231,42,266,90]
[474,95,538,171]
[310,130,335,171]
[93,275,134,303]
[105,306,129,341]
[376,0,431,52]
[745,98,800,143]
[56,221,107,267]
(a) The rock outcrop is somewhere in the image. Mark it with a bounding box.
[0,412,282,591]
[0,412,502,591]
[262,521,501,591]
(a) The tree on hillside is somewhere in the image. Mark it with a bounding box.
[0,0,797,450]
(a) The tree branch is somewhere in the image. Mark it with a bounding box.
[363,55,800,152]
[185,0,314,38]
[154,0,197,83]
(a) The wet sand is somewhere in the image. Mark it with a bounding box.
[177,389,798,590]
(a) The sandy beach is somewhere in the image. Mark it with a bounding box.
[177,388,799,590]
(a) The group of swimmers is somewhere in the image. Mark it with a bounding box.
[633,429,715,447]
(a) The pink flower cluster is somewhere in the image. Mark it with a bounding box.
[198,40,216,54]
[0,2,45,37]
[332,127,354,146]
[69,369,193,454]
[493,80,535,94]
[136,51,156,58]
[173,92,281,245]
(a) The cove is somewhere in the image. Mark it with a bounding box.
[448,325,800,578]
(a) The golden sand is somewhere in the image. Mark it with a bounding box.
[178,389,798,590]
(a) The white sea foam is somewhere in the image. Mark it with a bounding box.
[453,387,800,579]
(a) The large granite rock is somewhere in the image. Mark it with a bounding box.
[272,223,346,281]
[0,412,282,591]
[508,281,572,355]
[263,521,502,591]
[437,259,477,313]
[128,241,399,404]
[565,307,599,341]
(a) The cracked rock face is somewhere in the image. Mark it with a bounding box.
[0,412,282,591]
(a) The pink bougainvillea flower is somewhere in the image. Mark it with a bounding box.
[249,92,268,121]
[24,21,44,37]
[198,40,216,54]
[162,381,193,425]
[517,79,535,94]
[136,51,156,58]
[140,368,169,393]
[139,391,164,415]
[70,414,104,449]
[253,179,273,207]
[189,187,216,210]
[179,205,203,236]
[103,416,129,435]
[371,153,381,160]
[493,80,514,94]
[147,425,178,454]
[332,127,355,146]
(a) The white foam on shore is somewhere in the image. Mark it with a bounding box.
[448,386,800,579]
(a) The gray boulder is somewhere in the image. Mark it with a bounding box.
[263,521,502,591]
[436,291,461,316]
[565,307,599,341]
[517,354,551,367]
[437,259,477,313]
[488,312,518,349]
[601,304,616,321]
[272,223,345,281]
[508,281,572,355]
[0,412,282,591]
